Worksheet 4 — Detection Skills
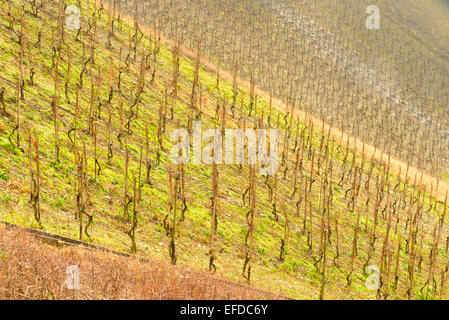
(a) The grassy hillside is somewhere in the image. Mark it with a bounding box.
[0,0,449,300]
[131,0,449,174]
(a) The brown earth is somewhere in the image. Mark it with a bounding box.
[0,225,284,300]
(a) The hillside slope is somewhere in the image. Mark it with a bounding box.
[0,225,281,299]
[0,0,449,300]
[130,0,449,174]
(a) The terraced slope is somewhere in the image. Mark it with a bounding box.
[128,0,449,174]
[0,0,448,299]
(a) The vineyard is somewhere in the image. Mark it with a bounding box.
[0,0,448,300]
[132,0,449,174]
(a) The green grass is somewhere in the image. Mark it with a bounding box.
[0,0,447,300]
